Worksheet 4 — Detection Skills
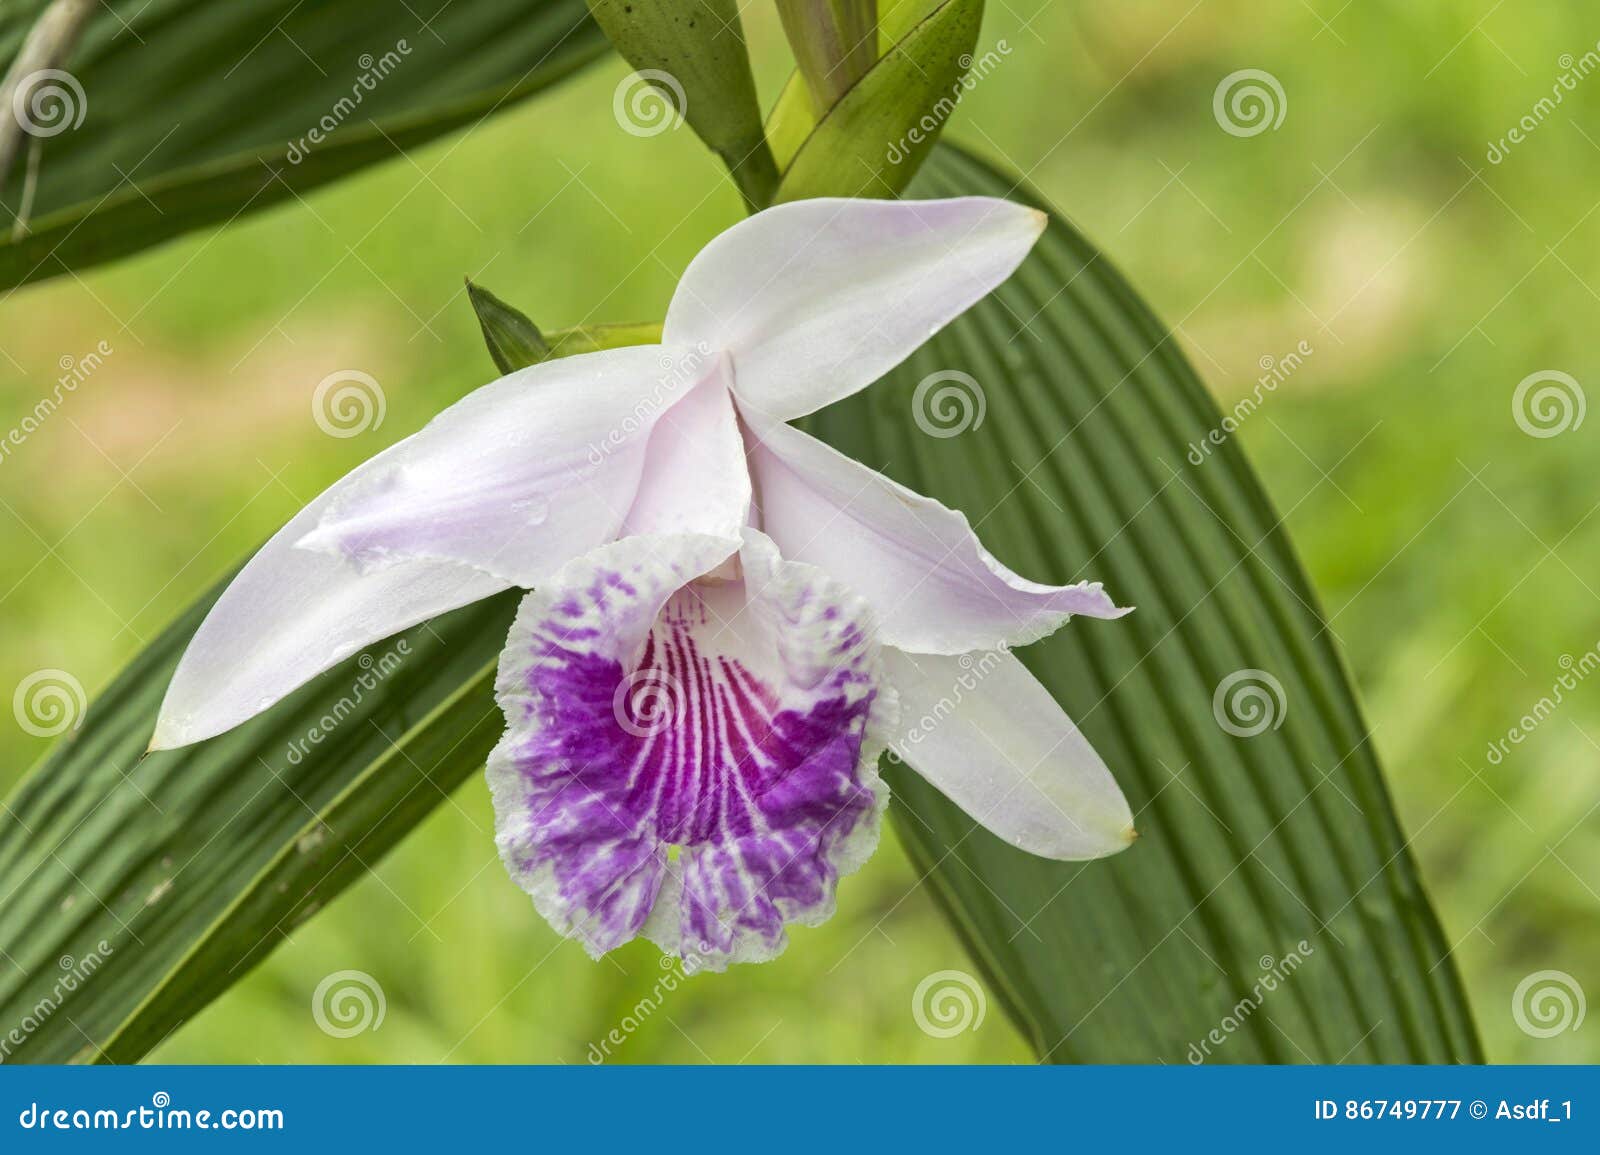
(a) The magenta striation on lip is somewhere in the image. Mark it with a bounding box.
[489,543,885,969]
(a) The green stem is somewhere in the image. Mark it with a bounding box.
[775,0,879,116]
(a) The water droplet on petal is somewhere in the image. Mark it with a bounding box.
[512,494,549,526]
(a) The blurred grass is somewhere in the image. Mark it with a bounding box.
[2,1,1597,1062]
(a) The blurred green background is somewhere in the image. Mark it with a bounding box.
[3,1,1597,1062]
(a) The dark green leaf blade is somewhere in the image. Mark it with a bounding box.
[587,0,777,209]
[0,577,519,1063]
[803,143,1483,1063]
[0,0,606,292]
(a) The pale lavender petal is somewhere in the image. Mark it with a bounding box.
[885,648,1135,860]
[296,344,712,586]
[487,531,891,968]
[151,438,508,749]
[620,354,751,541]
[663,197,1046,421]
[751,419,1130,655]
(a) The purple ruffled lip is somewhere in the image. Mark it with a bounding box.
[487,531,892,970]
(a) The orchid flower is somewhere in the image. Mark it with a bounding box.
[151,196,1136,970]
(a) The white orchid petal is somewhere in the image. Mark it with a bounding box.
[885,648,1134,860]
[151,479,508,749]
[664,196,1045,421]
[620,356,751,541]
[751,419,1129,654]
[295,344,709,585]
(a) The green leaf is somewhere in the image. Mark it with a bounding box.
[467,279,660,371]
[0,581,520,1063]
[586,0,777,209]
[467,279,550,373]
[539,322,661,361]
[0,0,607,292]
[771,0,980,201]
[767,0,943,168]
[799,143,1482,1062]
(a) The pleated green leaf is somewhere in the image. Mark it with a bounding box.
[0,0,605,291]
[800,143,1482,1062]
[0,582,520,1063]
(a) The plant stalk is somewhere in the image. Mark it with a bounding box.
[775,0,878,116]
[0,0,96,191]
